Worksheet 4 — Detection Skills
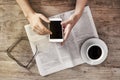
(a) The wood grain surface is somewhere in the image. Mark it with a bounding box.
[0,0,120,80]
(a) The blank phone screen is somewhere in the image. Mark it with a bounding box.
[50,21,62,39]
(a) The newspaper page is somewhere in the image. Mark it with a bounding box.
[25,6,98,76]
[50,6,98,66]
[25,26,73,76]
[68,6,99,66]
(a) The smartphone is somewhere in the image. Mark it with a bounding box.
[49,18,63,42]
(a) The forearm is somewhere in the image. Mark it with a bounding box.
[74,0,87,17]
[16,0,35,18]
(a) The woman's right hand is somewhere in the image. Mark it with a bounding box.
[27,13,52,35]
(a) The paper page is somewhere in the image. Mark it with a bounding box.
[72,7,98,41]
[68,6,99,65]
[52,6,99,66]
[51,9,83,65]
[25,25,73,76]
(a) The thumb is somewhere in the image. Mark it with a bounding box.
[61,19,71,27]
[61,30,69,45]
[38,14,50,23]
[61,24,71,45]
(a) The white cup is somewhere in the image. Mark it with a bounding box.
[81,38,108,65]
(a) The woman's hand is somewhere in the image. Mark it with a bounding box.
[61,13,80,45]
[61,0,87,45]
[27,13,52,35]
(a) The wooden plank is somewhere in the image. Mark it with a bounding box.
[0,0,16,5]
[0,60,120,80]
[88,0,113,8]
[113,0,120,8]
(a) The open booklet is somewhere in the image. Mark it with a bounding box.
[25,6,99,76]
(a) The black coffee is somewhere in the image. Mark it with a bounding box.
[88,46,102,59]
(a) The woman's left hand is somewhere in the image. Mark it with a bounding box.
[61,13,80,45]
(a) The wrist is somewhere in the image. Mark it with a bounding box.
[72,13,81,21]
[25,11,35,20]
[74,12,82,18]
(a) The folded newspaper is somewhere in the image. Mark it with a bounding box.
[25,6,98,76]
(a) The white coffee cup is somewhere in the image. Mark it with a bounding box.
[81,38,108,65]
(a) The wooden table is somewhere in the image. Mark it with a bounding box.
[0,0,120,80]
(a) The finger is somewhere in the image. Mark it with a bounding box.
[34,25,46,34]
[43,27,52,34]
[61,19,71,27]
[34,25,41,31]
[61,26,71,45]
[38,22,52,34]
[61,33,69,45]
[33,25,49,35]
[64,30,70,42]
[38,14,50,23]
[33,26,44,35]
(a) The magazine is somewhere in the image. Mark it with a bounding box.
[25,6,98,76]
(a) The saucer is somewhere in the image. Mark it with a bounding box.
[81,38,108,65]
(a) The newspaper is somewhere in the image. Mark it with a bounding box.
[25,6,98,76]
